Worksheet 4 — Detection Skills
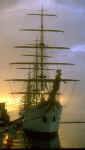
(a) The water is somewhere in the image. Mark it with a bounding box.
[59,124,85,148]
[0,130,25,149]
[1,124,85,149]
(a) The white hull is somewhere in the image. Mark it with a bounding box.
[23,102,62,133]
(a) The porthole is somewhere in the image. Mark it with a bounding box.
[42,116,47,123]
[53,116,56,122]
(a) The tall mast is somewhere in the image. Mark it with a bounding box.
[40,6,44,91]
[5,6,80,99]
[35,40,38,104]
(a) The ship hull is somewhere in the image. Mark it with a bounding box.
[23,103,62,141]
[23,115,59,133]
[22,103,61,148]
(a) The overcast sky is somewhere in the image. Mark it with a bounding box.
[0,0,85,121]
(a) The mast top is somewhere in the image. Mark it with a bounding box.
[6,5,80,98]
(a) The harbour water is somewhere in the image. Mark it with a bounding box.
[59,124,85,148]
[0,124,85,149]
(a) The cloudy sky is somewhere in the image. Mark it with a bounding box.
[0,0,85,121]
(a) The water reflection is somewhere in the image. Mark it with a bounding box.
[31,136,60,149]
[24,132,61,149]
[1,129,61,149]
[1,124,85,148]
[0,129,8,149]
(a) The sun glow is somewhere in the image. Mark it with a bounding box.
[0,95,22,111]
[59,95,68,106]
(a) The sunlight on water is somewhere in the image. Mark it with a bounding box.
[3,134,8,145]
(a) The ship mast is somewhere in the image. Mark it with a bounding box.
[5,6,80,105]
[40,7,44,91]
[34,40,38,104]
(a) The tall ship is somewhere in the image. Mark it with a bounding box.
[6,5,79,146]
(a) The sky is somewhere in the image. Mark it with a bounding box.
[0,0,85,121]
